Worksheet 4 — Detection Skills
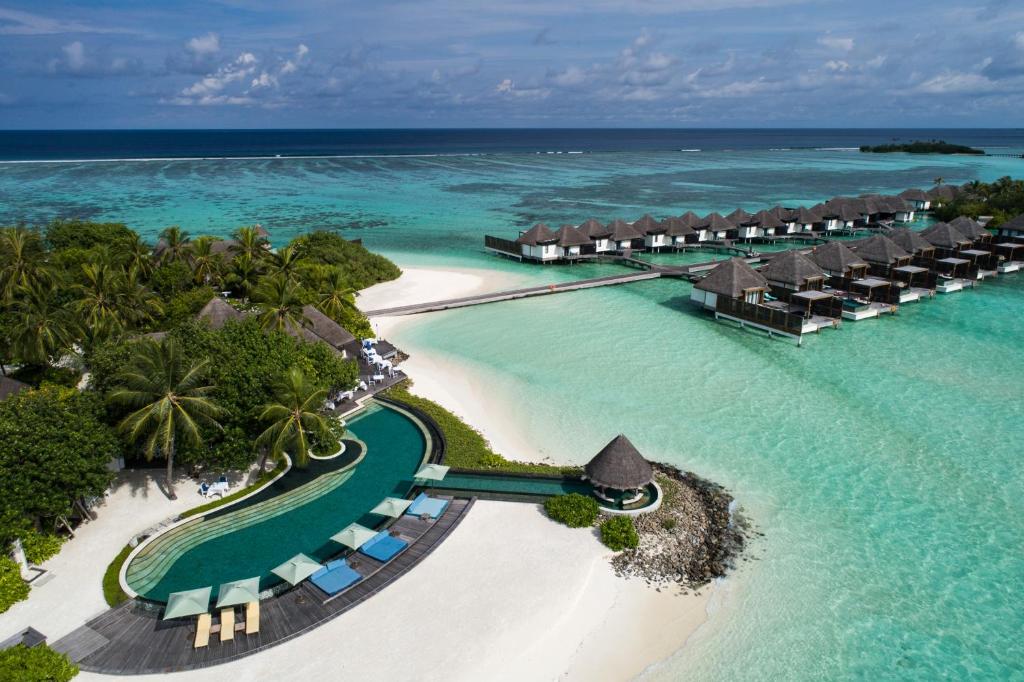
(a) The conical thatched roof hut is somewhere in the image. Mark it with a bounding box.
[607,219,643,242]
[555,224,592,247]
[725,208,754,225]
[752,209,784,230]
[949,216,986,240]
[577,218,612,239]
[851,235,910,265]
[760,250,825,288]
[632,214,661,234]
[887,227,935,255]
[699,213,735,232]
[662,217,696,238]
[584,435,653,491]
[516,223,558,246]
[197,297,244,330]
[920,222,971,249]
[677,211,702,227]
[695,258,768,298]
[301,305,355,350]
[808,241,867,275]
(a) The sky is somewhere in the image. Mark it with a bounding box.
[0,0,1022,128]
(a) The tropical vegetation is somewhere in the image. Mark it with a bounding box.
[600,515,640,551]
[859,140,984,155]
[932,176,1024,226]
[544,493,600,528]
[0,644,79,681]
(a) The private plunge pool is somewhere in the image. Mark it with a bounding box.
[430,471,660,512]
[123,401,429,603]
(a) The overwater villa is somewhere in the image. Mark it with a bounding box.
[578,218,614,254]
[812,203,841,232]
[752,209,784,238]
[849,234,912,278]
[515,223,561,262]
[899,188,932,211]
[555,224,591,260]
[887,227,936,265]
[583,435,654,506]
[792,206,821,233]
[607,219,645,252]
[991,213,1024,240]
[927,184,960,206]
[920,222,972,259]
[663,215,699,246]
[636,215,671,251]
[725,208,759,240]
[699,213,734,241]
[993,241,1024,273]
[758,251,842,328]
[949,216,992,246]
[808,241,869,281]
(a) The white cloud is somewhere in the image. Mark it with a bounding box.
[1015,32,1024,50]
[0,7,129,35]
[62,41,87,71]
[179,52,258,102]
[818,35,855,52]
[550,65,587,86]
[914,71,997,94]
[187,33,220,56]
[280,44,309,75]
[866,55,887,69]
[496,78,514,93]
[251,71,278,89]
[825,59,850,72]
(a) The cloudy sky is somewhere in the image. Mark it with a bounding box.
[1,0,1022,128]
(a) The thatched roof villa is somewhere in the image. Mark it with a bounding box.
[691,257,768,310]
[584,435,654,501]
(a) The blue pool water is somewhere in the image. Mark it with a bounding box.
[125,402,427,602]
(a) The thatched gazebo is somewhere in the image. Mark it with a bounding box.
[584,435,654,504]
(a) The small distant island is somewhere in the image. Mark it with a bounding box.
[859,140,984,155]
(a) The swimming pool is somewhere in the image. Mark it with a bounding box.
[432,471,659,511]
[123,401,429,602]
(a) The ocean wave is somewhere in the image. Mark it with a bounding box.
[815,147,859,151]
[0,152,497,165]
[679,148,702,152]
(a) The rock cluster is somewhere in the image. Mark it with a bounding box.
[610,463,748,590]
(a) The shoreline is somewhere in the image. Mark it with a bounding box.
[357,265,718,679]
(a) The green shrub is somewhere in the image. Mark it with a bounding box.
[600,515,640,551]
[0,555,30,614]
[0,644,79,681]
[544,493,600,528]
[102,544,133,608]
[19,530,65,564]
[661,517,677,532]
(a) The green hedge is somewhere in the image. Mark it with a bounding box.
[0,644,79,681]
[382,384,578,475]
[19,531,65,565]
[544,493,599,528]
[102,544,133,608]
[0,555,29,614]
[600,515,639,551]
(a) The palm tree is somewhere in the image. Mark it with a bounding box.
[225,253,263,301]
[120,267,164,328]
[73,264,127,342]
[0,226,49,303]
[157,226,191,263]
[256,367,330,468]
[933,177,944,187]
[316,267,359,319]
[265,245,304,283]
[109,339,224,499]
[252,275,307,333]
[10,283,78,366]
[230,226,267,261]
[122,233,154,279]
[189,236,222,286]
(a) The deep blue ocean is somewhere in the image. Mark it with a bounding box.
[1,128,1023,161]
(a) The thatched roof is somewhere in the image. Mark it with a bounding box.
[827,201,862,222]
[752,210,784,229]
[695,258,768,298]
[677,211,702,227]
[255,224,270,238]
[792,206,821,225]
[900,188,929,202]
[607,219,643,241]
[556,224,592,247]
[0,376,30,401]
[301,305,355,349]
[949,216,986,240]
[516,223,558,246]
[584,435,653,490]
[698,212,735,232]
[886,227,935,254]
[577,218,612,239]
[852,235,910,264]
[999,213,1024,231]
[920,222,971,248]
[927,185,959,202]
[808,241,868,273]
[197,297,244,329]
[283,318,328,347]
[209,239,237,257]
[661,217,696,238]
[770,206,796,222]
[632,214,662,234]
[725,208,754,225]
[760,250,825,286]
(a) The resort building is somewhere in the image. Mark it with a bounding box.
[555,224,591,259]
[637,215,671,251]
[690,257,768,310]
[577,218,614,254]
[698,213,735,241]
[920,222,972,259]
[197,297,245,329]
[887,227,937,266]
[850,235,912,278]
[991,213,1024,240]
[899,188,932,211]
[829,202,863,229]
[752,209,784,238]
[808,241,869,281]
[515,223,561,262]
[949,216,992,245]
[583,435,654,506]
[792,207,821,233]
[759,250,827,295]
[663,216,698,246]
[301,304,356,356]
[725,209,759,240]
[607,219,645,252]
[926,184,960,207]
[993,241,1024,273]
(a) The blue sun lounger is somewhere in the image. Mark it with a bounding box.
[358,530,408,562]
[406,492,449,519]
[310,559,362,596]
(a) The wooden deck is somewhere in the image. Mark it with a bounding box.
[52,497,475,675]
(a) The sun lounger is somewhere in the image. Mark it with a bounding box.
[245,601,260,635]
[310,559,362,596]
[194,613,211,649]
[220,608,234,642]
[406,492,449,519]
[358,530,409,562]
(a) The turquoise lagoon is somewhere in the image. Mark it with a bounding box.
[3,147,1023,679]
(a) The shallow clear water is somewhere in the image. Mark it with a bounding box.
[4,140,1023,678]
[127,403,426,602]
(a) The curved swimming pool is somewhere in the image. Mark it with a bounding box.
[124,401,428,602]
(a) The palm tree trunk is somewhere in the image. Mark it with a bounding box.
[166,437,177,500]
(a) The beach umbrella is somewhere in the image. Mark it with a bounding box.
[414,463,450,481]
[215,577,260,609]
[331,523,378,550]
[271,553,322,586]
[163,586,212,620]
[370,497,412,517]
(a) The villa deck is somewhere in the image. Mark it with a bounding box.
[51,497,475,675]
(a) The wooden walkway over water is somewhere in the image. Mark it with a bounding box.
[363,253,766,318]
[51,497,475,675]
